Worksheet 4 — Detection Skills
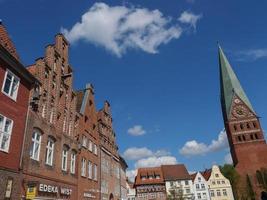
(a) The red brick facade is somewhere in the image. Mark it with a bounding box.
[76,84,101,200]
[0,22,37,200]
[21,34,79,200]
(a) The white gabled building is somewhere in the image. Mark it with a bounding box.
[162,164,194,200]
[202,165,234,200]
[191,172,211,200]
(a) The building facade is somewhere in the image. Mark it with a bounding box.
[76,84,100,200]
[21,34,78,200]
[203,165,234,200]
[126,179,136,200]
[191,172,210,200]
[98,101,122,200]
[219,46,267,198]
[162,164,194,200]
[134,167,166,200]
[0,22,38,200]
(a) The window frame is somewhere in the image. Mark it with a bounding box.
[88,160,93,179]
[70,152,76,174]
[45,137,55,166]
[30,130,42,161]
[0,114,13,152]
[81,157,86,177]
[61,148,68,171]
[1,69,20,101]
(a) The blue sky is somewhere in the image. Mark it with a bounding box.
[1,0,267,180]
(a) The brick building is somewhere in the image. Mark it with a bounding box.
[76,83,101,199]
[21,34,78,199]
[119,156,128,200]
[98,101,123,200]
[134,167,166,200]
[219,46,267,198]
[0,22,38,200]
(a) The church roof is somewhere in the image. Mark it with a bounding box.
[219,45,255,119]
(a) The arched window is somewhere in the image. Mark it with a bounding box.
[30,129,42,161]
[240,124,244,130]
[255,134,259,140]
[61,145,69,171]
[45,136,55,166]
[246,123,250,129]
[242,135,246,141]
[238,136,242,142]
[250,134,254,140]
[233,125,237,131]
[253,122,257,128]
[70,150,76,174]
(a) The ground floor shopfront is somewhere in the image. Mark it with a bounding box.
[22,174,77,200]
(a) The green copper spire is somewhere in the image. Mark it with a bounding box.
[219,45,255,119]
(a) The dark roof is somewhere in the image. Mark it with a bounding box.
[190,172,197,181]
[161,164,190,181]
[0,21,19,60]
[201,169,212,181]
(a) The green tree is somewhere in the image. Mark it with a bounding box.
[246,174,256,200]
[220,164,240,199]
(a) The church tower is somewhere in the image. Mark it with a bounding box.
[219,45,267,196]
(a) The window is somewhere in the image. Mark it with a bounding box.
[61,148,68,171]
[201,183,205,189]
[81,158,86,177]
[217,190,221,196]
[94,144,98,155]
[196,184,200,189]
[30,130,42,160]
[63,116,67,133]
[82,135,87,148]
[223,189,227,196]
[210,190,215,197]
[198,177,201,182]
[70,152,76,174]
[197,193,201,199]
[215,173,219,177]
[203,192,207,198]
[94,164,97,181]
[49,108,54,123]
[88,161,93,179]
[42,105,46,118]
[222,180,225,184]
[186,189,190,193]
[255,133,259,140]
[0,115,13,152]
[217,180,220,184]
[185,180,189,185]
[45,138,54,166]
[2,70,20,100]
[88,140,93,152]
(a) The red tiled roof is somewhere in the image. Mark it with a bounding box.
[161,164,191,181]
[201,169,212,181]
[135,167,164,186]
[190,172,197,181]
[0,21,19,60]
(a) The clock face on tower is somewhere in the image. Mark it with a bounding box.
[232,105,248,118]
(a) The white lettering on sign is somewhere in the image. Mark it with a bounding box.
[39,184,58,193]
[84,192,96,198]
[61,188,72,195]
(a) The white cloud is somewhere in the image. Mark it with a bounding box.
[123,147,170,160]
[123,147,153,160]
[126,169,137,182]
[179,130,229,157]
[224,153,233,164]
[62,3,201,57]
[128,125,146,136]
[135,156,177,168]
[236,48,267,61]
[178,11,202,30]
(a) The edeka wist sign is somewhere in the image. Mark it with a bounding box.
[39,183,72,195]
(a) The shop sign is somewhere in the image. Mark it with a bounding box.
[84,192,96,198]
[26,186,37,200]
[39,183,72,196]
[5,179,13,198]
[39,184,58,193]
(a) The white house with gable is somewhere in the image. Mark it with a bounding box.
[192,172,211,200]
